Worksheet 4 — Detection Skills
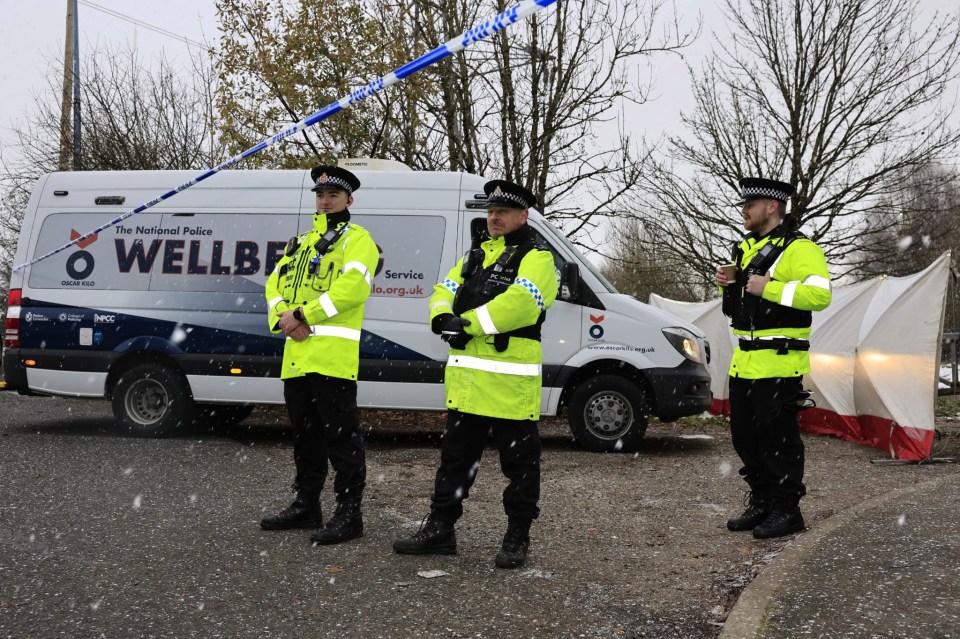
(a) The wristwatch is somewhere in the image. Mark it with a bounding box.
[293,307,305,322]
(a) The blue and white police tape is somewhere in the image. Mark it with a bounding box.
[13,0,557,273]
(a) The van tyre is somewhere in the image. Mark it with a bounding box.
[568,375,648,452]
[112,364,196,438]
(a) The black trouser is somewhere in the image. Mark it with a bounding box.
[729,376,806,505]
[284,373,366,501]
[431,410,541,525]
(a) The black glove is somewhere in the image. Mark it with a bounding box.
[434,314,471,336]
[435,314,471,350]
[442,332,472,350]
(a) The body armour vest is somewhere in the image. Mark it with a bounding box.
[453,226,546,342]
[723,229,812,332]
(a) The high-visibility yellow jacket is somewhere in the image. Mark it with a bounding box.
[265,211,379,381]
[728,232,831,379]
[429,226,559,420]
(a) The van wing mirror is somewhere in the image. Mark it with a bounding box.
[560,262,581,302]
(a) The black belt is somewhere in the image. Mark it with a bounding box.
[492,323,542,352]
[738,338,810,355]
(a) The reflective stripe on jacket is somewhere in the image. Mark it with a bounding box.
[729,232,831,379]
[265,212,378,380]
[429,228,559,420]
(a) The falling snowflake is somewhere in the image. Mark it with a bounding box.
[132,495,143,510]
[719,462,733,477]
[171,325,188,343]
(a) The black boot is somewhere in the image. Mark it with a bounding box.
[310,499,363,545]
[260,491,322,530]
[495,521,531,569]
[727,492,770,532]
[392,515,457,555]
[753,504,805,539]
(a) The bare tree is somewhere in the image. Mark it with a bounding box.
[630,0,960,282]
[0,42,225,312]
[471,0,696,241]
[0,174,31,297]
[215,0,420,168]
[369,0,491,173]
[856,165,959,277]
[600,217,709,303]
[6,42,224,177]
[213,0,698,241]
[854,163,960,329]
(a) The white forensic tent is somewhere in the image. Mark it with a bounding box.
[650,252,951,460]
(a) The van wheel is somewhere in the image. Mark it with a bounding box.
[194,404,254,429]
[568,375,649,452]
[112,364,196,438]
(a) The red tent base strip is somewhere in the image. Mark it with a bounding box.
[798,408,935,462]
[707,402,934,461]
[710,398,731,417]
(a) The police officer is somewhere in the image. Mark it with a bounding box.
[260,165,379,546]
[716,177,831,539]
[392,179,558,568]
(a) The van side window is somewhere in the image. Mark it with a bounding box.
[353,214,445,298]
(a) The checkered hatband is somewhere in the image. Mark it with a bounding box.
[741,186,790,202]
[490,186,529,207]
[314,173,353,194]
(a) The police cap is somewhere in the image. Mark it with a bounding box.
[484,179,538,210]
[310,165,361,195]
[736,177,794,206]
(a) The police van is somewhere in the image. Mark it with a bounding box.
[2,163,711,451]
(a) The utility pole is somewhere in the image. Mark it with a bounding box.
[72,0,81,170]
[58,0,75,171]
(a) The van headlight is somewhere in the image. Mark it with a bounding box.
[662,327,703,363]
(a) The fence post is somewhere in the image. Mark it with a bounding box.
[952,334,958,394]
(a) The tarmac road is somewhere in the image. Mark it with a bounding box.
[0,391,727,639]
[3,390,959,639]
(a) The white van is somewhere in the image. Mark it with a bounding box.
[2,167,711,451]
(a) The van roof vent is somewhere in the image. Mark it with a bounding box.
[337,158,412,171]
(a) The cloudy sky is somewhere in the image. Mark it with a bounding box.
[0,0,219,163]
[0,2,956,185]
[0,1,722,166]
